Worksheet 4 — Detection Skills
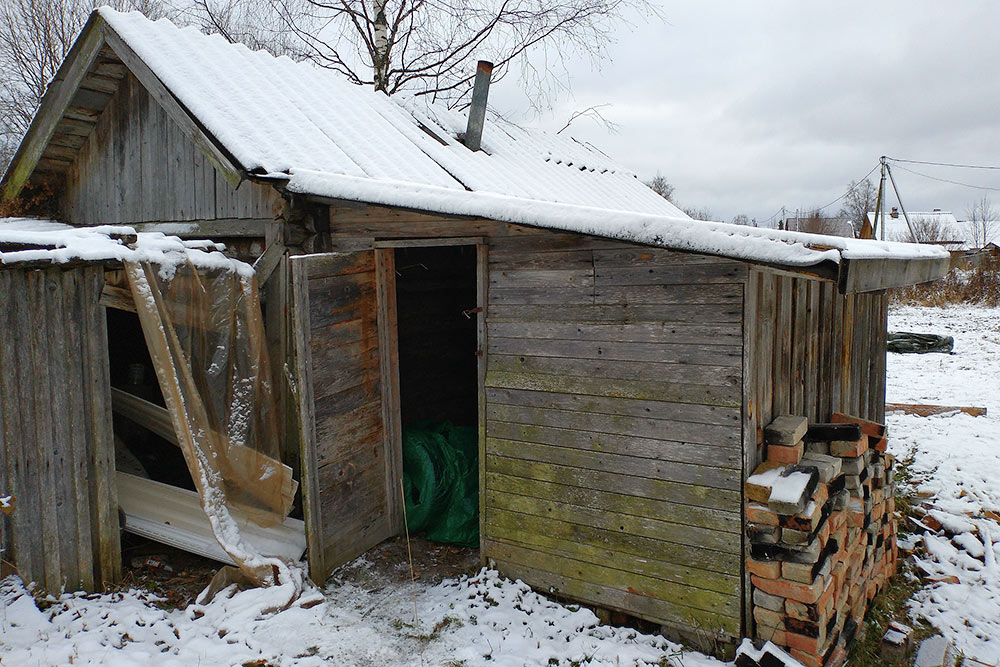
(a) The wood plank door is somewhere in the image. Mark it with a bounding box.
[291,250,401,582]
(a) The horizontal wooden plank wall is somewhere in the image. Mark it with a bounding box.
[0,265,120,592]
[483,239,748,641]
[61,72,276,226]
[745,269,889,466]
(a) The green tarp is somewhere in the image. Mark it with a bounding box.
[887,331,954,354]
[401,422,479,547]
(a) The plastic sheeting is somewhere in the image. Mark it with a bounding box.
[125,259,300,592]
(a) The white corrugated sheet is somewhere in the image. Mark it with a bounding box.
[0,217,253,275]
[93,9,950,267]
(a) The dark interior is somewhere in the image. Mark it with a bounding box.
[394,245,479,428]
[106,308,194,490]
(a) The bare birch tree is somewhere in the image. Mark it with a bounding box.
[0,0,175,169]
[189,0,658,108]
[838,177,877,237]
[967,196,997,249]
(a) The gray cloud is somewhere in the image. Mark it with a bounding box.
[493,1,1000,222]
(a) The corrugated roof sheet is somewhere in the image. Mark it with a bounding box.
[98,8,684,218]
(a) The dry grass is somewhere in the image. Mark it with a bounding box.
[892,256,1000,307]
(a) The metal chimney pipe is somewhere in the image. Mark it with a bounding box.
[464,60,493,151]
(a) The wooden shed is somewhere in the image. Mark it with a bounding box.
[1,8,951,648]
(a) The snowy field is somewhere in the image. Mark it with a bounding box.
[2,303,999,666]
[886,305,1000,664]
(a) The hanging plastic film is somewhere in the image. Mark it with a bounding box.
[124,259,297,584]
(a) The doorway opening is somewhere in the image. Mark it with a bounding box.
[392,244,480,548]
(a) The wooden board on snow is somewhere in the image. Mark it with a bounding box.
[117,472,306,566]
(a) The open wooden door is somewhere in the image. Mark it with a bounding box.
[290,250,401,582]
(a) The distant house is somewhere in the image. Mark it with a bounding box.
[1,8,951,653]
[865,208,967,248]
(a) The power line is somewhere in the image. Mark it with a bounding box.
[886,157,1000,170]
[814,162,881,213]
[890,163,1000,192]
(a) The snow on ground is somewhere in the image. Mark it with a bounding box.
[0,566,721,666]
[3,303,1000,666]
[887,305,1000,663]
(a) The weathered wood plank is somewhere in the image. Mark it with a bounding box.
[485,371,741,408]
[81,268,119,586]
[483,499,739,591]
[488,321,742,346]
[45,271,83,589]
[486,455,741,513]
[488,354,741,388]
[27,271,63,587]
[485,532,739,615]
[488,337,741,366]
[486,386,739,426]
[62,270,94,590]
[487,302,744,324]
[375,248,403,535]
[486,438,740,490]
[594,283,744,306]
[486,420,742,470]
[594,262,748,286]
[489,268,594,289]
[486,403,741,448]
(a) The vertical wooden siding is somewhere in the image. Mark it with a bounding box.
[61,72,276,226]
[744,269,888,466]
[482,238,747,640]
[0,265,120,592]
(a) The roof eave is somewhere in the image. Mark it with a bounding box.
[1,10,245,204]
[837,254,952,293]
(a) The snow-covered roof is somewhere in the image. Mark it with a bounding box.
[96,8,680,219]
[0,10,954,286]
[865,210,972,247]
[0,218,253,277]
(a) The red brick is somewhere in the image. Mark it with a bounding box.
[832,412,886,438]
[768,442,804,464]
[746,557,781,579]
[871,436,888,452]
[785,629,823,655]
[755,625,786,644]
[830,437,867,457]
[790,648,825,667]
[817,516,832,547]
[747,503,779,526]
[825,643,848,667]
[752,573,826,604]
[753,606,785,630]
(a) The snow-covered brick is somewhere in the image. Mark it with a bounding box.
[768,468,818,515]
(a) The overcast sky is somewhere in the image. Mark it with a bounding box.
[492,1,1000,224]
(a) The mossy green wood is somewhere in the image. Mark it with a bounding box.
[487,456,739,514]
[485,471,740,533]
[483,507,739,593]
[485,488,738,554]
[487,545,741,637]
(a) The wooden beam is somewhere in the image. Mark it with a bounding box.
[886,403,987,418]
[99,284,136,312]
[374,236,485,248]
[838,256,951,293]
[252,240,286,286]
[111,387,176,445]
[99,20,244,189]
[128,219,270,238]
[1,14,106,201]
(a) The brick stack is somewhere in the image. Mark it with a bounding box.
[744,414,899,667]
